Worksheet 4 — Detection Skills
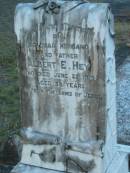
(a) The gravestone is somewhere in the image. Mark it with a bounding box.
[12,1,116,173]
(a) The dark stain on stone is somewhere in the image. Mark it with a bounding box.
[38,92,63,123]
[64,153,95,172]
[18,45,33,127]
[39,147,56,163]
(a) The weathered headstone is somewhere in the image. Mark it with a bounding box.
[12,1,116,173]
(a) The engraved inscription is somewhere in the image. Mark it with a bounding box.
[25,24,100,100]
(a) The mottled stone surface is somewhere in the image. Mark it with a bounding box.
[13,1,116,173]
[15,2,108,143]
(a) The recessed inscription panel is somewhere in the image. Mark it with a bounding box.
[18,4,106,143]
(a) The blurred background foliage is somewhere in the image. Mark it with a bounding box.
[0,0,130,145]
[0,0,32,144]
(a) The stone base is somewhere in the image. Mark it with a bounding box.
[11,163,62,173]
[19,143,103,173]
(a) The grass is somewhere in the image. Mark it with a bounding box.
[115,20,130,46]
[0,0,34,144]
[0,64,20,142]
[0,0,22,142]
